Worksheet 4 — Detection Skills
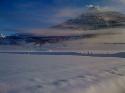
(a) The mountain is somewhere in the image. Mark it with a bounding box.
[0,33,6,38]
[52,6,125,30]
[0,33,88,46]
[1,6,125,46]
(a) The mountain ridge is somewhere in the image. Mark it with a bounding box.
[52,7,125,30]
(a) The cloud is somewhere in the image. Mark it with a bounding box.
[108,0,125,11]
[119,0,125,3]
[33,7,85,26]
[47,7,86,25]
[114,0,125,12]
[55,7,83,18]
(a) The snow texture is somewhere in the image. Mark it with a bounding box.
[0,51,125,93]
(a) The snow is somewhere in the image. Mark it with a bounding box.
[0,28,125,93]
[0,52,125,93]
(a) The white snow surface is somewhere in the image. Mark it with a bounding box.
[0,51,125,93]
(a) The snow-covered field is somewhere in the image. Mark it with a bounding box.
[0,28,125,93]
[0,51,125,93]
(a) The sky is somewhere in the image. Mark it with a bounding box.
[0,0,125,35]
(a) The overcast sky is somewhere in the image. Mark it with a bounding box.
[0,0,125,34]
